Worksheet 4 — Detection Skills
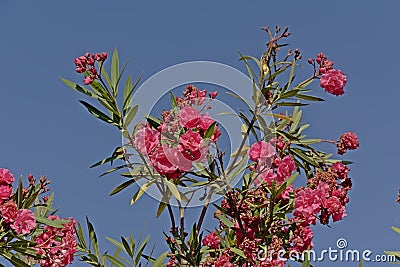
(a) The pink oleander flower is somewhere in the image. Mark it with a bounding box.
[320,69,347,96]
[325,196,347,222]
[291,225,314,252]
[249,141,275,162]
[293,188,321,225]
[276,155,296,181]
[215,254,233,267]
[254,168,277,186]
[0,185,12,200]
[11,209,36,235]
[337,131,359,155]
[202,231,220,249]
[133,125,160,156]
[331,161,350,180]
[0,200,18,223]
[165,146,192,172]
[150,145,183,179]
[178,107,200,128]
[0,168,15,185]
[199,114,221,142]
[179,130,208,161]
[183,85,207,105]
[35,216,77,267]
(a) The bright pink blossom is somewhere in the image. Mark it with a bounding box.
[291,226,314,252]
[35,216,77,267]
[133,125,160,156]
[325,196,347,222]
[337,131,359,155]
[179,130,208,161]
[178,107,200,128]
[199,114,221,142]
[276,155,296,181]
[0,185,12,200]
[320,69,347,96]
[11,209,36,235]
[150,145,183,179]
[249,141,275,162]
[331,161,350,180]
[294,188,321,225]
[202,231,220,249]
[0,200,18,223]
[0,168,15,185]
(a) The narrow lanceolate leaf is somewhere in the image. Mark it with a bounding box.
[76,222,88,249]
[164,179,181,202]
[79,100,115,125]
[61,78,97,99]
[111,48,119,92]
[109,179,137,196]
[152,251,168,267]
[131,180,154,205]
[104,255,126,267]
[123,73,142,114]
[275,102,308,107]
[296,94,325,102]
[90,153,125,168]
[230,247,246,259]
[170,91,178,109]
[35,216,69,228]
[156,201,167,218]
[135,236,150,266]
[86,216,100,258]
[123,104,138,128]
[215,213,234,228]
[204,122,217,140]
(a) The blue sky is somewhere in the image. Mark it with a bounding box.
[1,1,400,266]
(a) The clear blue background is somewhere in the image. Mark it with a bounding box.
[1,1,399,266]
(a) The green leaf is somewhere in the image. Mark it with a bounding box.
[35,215,69,228]
[152,251,168,267]
[2,252,30,267]
[123,73,142,114]
[215,213,234,228]
[296,94,325,102]
[61,78,97,99]
[135,236,150,266]
[131,180,154,205]
[110,179,137,196]
[17,176,23,209]
[123,105,138,128]
[79,100,116,125]
[276,102,308,107]
[204,122,217,140]
[106,237,125,251]
[86,216,100,259]
[156,201,167,218]
[170,91,178,109]
[164,179,181,202]
[230,247,246,259]
[105,255,126,267]
[90,153,124,168]
[392,226,400,235]
[111,48,119,92]
[76,222,88,249]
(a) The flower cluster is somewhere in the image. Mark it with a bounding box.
[0,168,77,267]
[337,131,360,155]
[74,52,107,85]
[35,216,77,267]
[0,169,36,235]
[132,85,221,180]
[309,53,347,96]
[293,160,352,234]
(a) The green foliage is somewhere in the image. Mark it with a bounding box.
[76,217,164,267]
